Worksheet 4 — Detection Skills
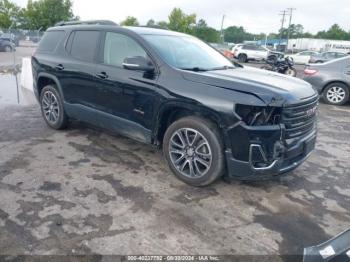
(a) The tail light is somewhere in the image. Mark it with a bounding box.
[304,68,318,76]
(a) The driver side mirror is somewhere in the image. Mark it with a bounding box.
[122,56,155,72]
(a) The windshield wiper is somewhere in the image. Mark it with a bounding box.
[208,65,236,71]
[180,67,209,72]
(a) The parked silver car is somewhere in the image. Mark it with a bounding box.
[309,51,348,64]
[303,56,350,105]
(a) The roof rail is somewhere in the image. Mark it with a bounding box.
[55,20,118,26]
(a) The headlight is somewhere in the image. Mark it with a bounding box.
[235,104,281,126]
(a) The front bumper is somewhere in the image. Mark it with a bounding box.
[224,123,316,180]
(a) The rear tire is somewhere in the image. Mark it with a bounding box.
[40,85,68,129]
[163,116,225,187]
[285,68,297,77]
[238,54,247,63]
[322,83,349,106]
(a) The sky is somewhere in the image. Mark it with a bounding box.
[12,0,350,34]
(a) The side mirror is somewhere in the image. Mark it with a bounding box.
[122,56,155,72]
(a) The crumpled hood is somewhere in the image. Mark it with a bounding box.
[182,66,316,105]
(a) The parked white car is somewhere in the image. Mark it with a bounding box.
[287,51,319,64]
[233,44,283,63]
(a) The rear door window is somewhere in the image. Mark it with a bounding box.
[70,31,100,62]
[37,30,65,52]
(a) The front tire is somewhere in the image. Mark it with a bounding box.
[238,54,247,63]
[40,85,68,129]
[322,83,349,106]
[163,116,225,187]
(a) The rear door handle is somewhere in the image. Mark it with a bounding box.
[96,72,108,79]
[55,64,64,70]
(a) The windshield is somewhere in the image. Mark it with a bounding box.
[142,34,234,70]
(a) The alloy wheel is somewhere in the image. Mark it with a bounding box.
[169,128,212,178]
[42,91,60,124]
[326,86,346,103]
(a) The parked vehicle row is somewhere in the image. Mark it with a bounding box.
[229,43,349,66]
[232,44,284,63]
[308,51,348,64]
[32,21,318,186]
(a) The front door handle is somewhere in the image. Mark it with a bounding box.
[96,72,108,79]
[55,64,64,70]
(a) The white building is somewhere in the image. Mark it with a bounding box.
[288,38,350,53]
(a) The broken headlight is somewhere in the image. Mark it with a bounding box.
[235,104,281,126]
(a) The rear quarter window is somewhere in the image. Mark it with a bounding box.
[37,30,65,52]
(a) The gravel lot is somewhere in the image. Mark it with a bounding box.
[0,46,349,260]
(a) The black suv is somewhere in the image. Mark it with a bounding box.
[32,21,318,186]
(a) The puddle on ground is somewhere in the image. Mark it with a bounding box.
[0,74,36,106]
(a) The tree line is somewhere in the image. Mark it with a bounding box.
[1,0,350,43]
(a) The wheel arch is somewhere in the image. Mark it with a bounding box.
[154,101,226,146]
[37,73,65,100]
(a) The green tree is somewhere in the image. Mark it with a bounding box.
[0,0,22,28]
[279,24,304,39]
[146,19,155,27]
[316,24,349,40]
[168,7,196,34]
[224,26,253,43]
[120,16,139,26]
[193,19,220,43]
[23,0,75,30]
[156,21,168,29]
[301,32,314,38]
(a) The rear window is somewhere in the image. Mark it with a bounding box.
[37,31,65,52]
[70,31,100,62]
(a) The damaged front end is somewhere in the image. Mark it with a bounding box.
[224,94,318,180]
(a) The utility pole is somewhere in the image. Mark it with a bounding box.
[220,15,225,43]
[286,8,296,52]
[278,10,287,47]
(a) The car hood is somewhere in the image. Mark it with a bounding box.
[182,66,316,105]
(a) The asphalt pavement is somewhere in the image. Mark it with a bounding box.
[0,46,349,259]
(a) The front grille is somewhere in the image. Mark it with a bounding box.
[282,95,318,139]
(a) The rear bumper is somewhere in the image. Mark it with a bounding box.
[224,125,316,180]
